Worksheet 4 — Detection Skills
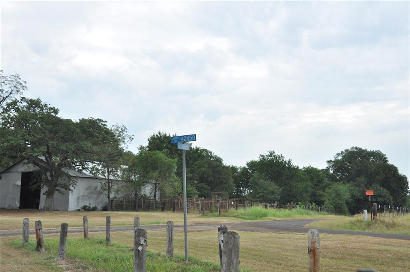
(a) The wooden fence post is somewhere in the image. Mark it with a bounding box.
[134,217,140,230]
[106,216,111,245]
[22,218,29,243]
[218,200,221,216]
[166,221,174,258]
[83,216,88,239]
[134,228,147,272]
[35,220,45,253]
[308,229,320,272]
[57,223,68,260]
[201,199,205,215]
[221,231,240,272]
[371,203,377,221]
[218,225,228,267]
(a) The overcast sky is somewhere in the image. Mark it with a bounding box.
[1,1,409,178]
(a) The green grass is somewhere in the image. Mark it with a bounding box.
[9,238,228,272]
[308,214,410,235]
[205,206,330,220]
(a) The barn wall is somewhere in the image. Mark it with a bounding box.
[0,171,22,209]
[0,161,39,209]
[39,187,69,211]
[68,177,106,210]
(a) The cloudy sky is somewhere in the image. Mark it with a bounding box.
[1,1,409,177]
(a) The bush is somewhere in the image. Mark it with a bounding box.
[81,205,97,211]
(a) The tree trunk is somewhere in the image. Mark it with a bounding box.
[44,187,56,211]
[107,168,111,211]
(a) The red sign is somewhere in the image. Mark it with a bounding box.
[366,190,374,196]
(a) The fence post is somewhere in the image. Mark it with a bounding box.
[35,220,45,253]
[218,200,221,216]
[221,231,240,272]
[83,216,88,239]
[57,223,68,260]
[372,203,377,221]
[201,199,205,215]
[134,217,140,230]
[308,229,320,272]
[134,228,147,272]
[218,225,228,267]
[22,218,29,243]
[106,216,111,245]
[166,221,174,258]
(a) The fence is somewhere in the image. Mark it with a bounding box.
[20,217,379,272]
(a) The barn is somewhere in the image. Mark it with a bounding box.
[0,160,117,210]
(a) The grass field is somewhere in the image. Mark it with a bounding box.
[4,228,410,272]
[308,213,410,235]
[0,209,246,231]
[205,206,335,220]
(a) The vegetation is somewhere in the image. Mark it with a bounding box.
[205,206,329,220]
[10,238,223,272]
[0,71,408,213]
[308,214,410,235]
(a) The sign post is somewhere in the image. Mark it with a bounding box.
[171,134,196,263]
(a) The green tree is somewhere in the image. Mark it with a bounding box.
[324,183,351,215]
[134,150,177,206]
[0,70,26,110]
[302,166,330,206]
[327,147,408,209]
[248,172,280,203]
[78,118,132,210]
[0,97,87,210]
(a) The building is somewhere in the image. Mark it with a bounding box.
[0,160,114,210]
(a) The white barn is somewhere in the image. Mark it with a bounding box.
[0,160,117,210]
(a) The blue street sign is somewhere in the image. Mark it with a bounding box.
[170,134,196,144]
[178,142,190,150]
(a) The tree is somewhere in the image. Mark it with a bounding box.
[0,97,87,210]
[302,167,330,206]
[0,70,26,111]
[78,118,132,210]
[324,183,351,215]
[327,147,408,209]
[248,172,280,203]
[134,150,177,207]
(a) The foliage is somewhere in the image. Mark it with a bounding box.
[0,97,87,210]
[323,183,351,215]
[247,172,280,203]
[327,146,408,209]
[206,206,328,220]
[80,204,97,211]
[78,118,132,210]
[0,70,26,111]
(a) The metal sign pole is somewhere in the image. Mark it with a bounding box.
[182,149,188,262]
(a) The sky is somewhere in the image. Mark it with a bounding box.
[1,1,409,178]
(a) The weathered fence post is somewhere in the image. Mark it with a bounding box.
[308,229,320,272]
[221,231,240,272]
[363,210,368,221]
[35,220,45,253]
[166,221,174,258]
[218,200,221,216]
[83,216,88,239]
[134,228,147,272]
[22,218,29,243]
[134,217,140,230]
[106,216,111,245]
[371,203,377,221]
[218,225,228,267]
[201,199,205,215]
[57,223,68,260]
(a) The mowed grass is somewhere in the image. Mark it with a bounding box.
[205,206,336,220]
[9,238,225,272]
[308,213,410,235]
[0,209,246,231]
[16,227,409,272]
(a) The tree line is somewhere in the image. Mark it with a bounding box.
[1,70,409,213]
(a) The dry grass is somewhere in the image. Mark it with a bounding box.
[308,213,410,235]
[0,210,245,231]
[22,227,409,272]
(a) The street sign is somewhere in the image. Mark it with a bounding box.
[170,134,196,144]
[366,190,374,196]
[177,142,190,150]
